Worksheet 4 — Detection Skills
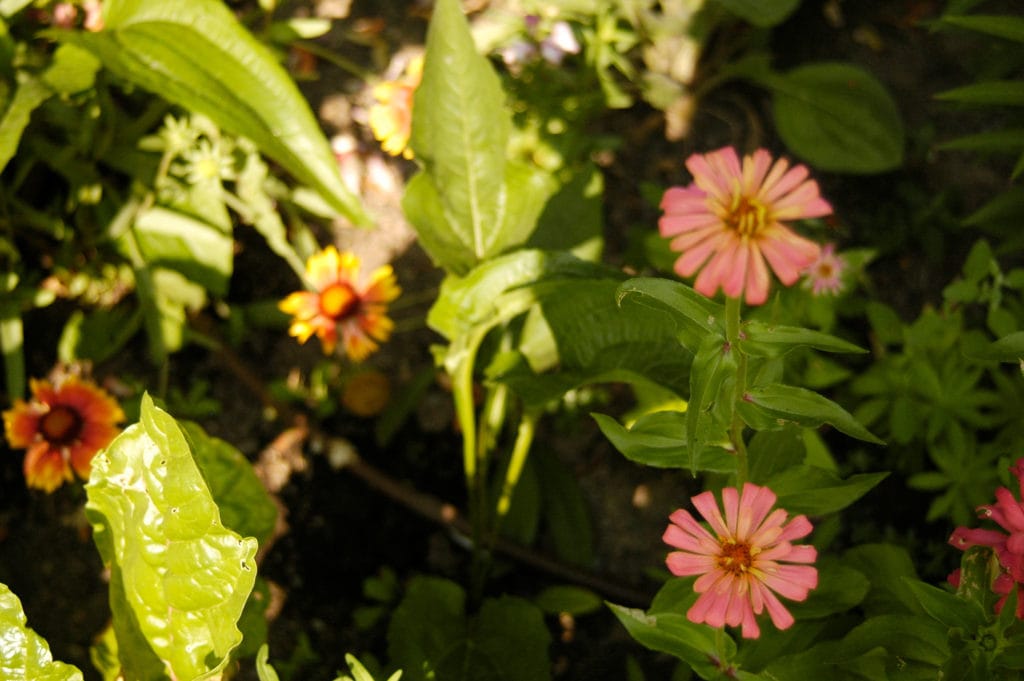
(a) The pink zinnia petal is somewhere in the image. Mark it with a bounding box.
[660,147,831,305]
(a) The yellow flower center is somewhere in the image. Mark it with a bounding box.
[816,262,835,278]
[40,406,82,446]
[717,540,754,575]
[320,283,358,320]
[726,196,768,237]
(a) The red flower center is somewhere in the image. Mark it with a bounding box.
[717,540,754,574]
[40,405,83,446]
[727,197,767,237]
[320,283,358,319]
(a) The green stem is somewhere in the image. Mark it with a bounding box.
[724,296,749,486]
[496,411,537,519]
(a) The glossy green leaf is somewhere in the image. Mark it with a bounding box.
[133,206,233,296]
[608,599,728,679]
[0,583,83,681]
[741,383,884,444]
[767,465,888,515]
[769,62,905,173]
[738,321,866,357]
[713,0,800,27]
[85,395,258,681]
[592,411,736,473]
[936,80,1024,106]
[902,578,986,630]
[941,14,1024,42]
[687,334,737,473]
[616,277,725,351]
[404,0,556,273]
[56,0,366,224]
[181,422,277,548]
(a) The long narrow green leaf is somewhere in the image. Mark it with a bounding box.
[739,321,866,356]
[938,128,1024,154]
[742,383,884,445]
[940,14,1024,43]
[935,80,1024,106]
[0,74,51,173]
[0,583,83,681]
[85,395,258,681]
[686,334,736,473]
[55,0,367,225]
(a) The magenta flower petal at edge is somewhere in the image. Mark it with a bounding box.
[949,457,1024,617]
[659,146,832,305]
[663,482,818,639]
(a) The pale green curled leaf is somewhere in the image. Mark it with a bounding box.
[181,421,277,547]
[767,465,888,515]
[592,412,735,473]
[0,583,83,681]
[687,334,736,474]
[0,73,51,172]
[133,206,233,296]
[712,0,800,27]
[341,653,403,681]
[767,62,905,173]
[404,0,556,273]
[738,321,866,357]
[55,0,367,224]
[255,644,280,681]
[86,395,258,681]
[940,14,1024,42]
[741,383,885,444]
[936,80,1024,107]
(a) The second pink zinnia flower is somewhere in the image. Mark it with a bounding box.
[659,146,832,305]
[663,482,818,639]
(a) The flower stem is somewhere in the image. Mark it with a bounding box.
[724,296,749,486]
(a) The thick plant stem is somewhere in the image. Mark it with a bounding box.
[724,296,749,485]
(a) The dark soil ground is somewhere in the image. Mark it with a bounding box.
[0,0,1011,679]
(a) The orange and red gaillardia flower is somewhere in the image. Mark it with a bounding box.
[663,482,818,639]
[659,146,832,305]
[3,376,125,492]
[368,55,423,159]
[279,246,401,362]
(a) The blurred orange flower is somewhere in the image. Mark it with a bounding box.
[3,376,124,492]
[279,246,400,361]
[368,55,423,159]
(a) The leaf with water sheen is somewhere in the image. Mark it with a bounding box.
[0,583,83,681]
[86,395,258,681]
[54,0,366,224]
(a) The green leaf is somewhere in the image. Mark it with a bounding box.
[404,0,556,273]
[739,321,866,356]
[255,644,281,681]
[534,585,603,616]
[965,331,1024,362]
[0,73,52,173]
[963,187,1024,227]
[472,596,552,681]
[838,614,950,671]
[902,578,986,630]
[181,421,277,547]
[767,62,905,173]
[615,277,725,351]
[938,128,1024,154]
[387,576,466,681]
[941,14,1024,42]
[593,411,736,473]
[133,206,233,296]
[56,0,367,224]
[788,560,869,620]
[936,80,1024,106]
[712,0,800,27]
[42,43,101,94]
[687,334,736,473]
[0,304,24,401]
[607,601,728,679]
[85,395,258,681]
[844,544,924,617]
[535,448,594,567]
[0,583,83,681]
[767,465,888,515]
[741,383,884,445]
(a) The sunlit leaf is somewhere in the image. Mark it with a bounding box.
[741,383,884,444]
[86,395,258,681]
[593,411,735,473]
[0,583,83,681]
[55,0,367,224]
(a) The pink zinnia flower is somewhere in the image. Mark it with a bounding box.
[663,482,818,639]
[659,147,832,305]
[949,457,1024,618]
[803,243,846,296]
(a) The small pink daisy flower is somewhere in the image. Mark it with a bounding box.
[803,243,846,296]
[949,457,1024,618]
[663,482,818,639]
[659,147,832,305]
